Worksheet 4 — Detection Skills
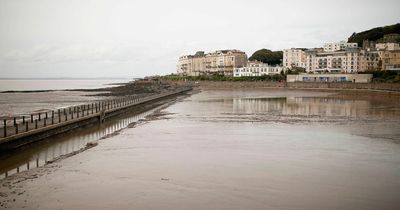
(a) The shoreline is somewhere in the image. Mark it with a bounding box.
[171,80,400,95]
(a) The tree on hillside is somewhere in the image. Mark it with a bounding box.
[348,23,400,46]
[249,49,283,65]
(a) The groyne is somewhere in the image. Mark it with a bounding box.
[0,87,192,151]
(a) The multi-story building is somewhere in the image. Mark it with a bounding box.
[378,50,400,70]
[323,41,358,52]
[305,47,367,73]
[376,43,400,51]
[177,50,248,76]
[234,61,285,77]
[283,48,307,69]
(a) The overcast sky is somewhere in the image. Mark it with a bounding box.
[0,0,399,78]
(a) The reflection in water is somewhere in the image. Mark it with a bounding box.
[0,108,157,179]
[231,97,400,119]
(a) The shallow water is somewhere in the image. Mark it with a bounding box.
[1,89,400,210]
[0,79,131,92]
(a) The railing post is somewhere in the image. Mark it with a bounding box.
[87,104,89,115]
[26,121,29,132]
[52,111,54,124]
[58,110,61,123]
[3,119,6,137]
[31,114,33,123]
[23,116,25,124]
[44,117,46,127]
[77,107,80,118]
[13,117,16,126]
[35,119,38,129]
[45,112,48,120]
[15,124,18,134]
[39,113,41,121]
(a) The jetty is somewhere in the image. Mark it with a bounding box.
[0,87,192,152]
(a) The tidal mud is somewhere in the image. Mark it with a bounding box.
[1,89,400,210]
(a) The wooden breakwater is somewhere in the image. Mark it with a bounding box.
[0,87,192,151]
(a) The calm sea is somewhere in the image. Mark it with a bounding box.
[0,78,133,92]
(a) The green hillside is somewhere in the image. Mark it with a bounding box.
[348,23,400,46]
[248,49,283,65]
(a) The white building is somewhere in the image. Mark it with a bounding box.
[234,62,285,77]
[323,41,358,52]
[283,48,307,69]
[376,43,400,51]
[287,74,372,83]
[305,47,367,73]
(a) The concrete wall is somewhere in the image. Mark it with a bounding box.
[287,74,373,83]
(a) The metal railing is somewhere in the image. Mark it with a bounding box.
[0,87,191,139]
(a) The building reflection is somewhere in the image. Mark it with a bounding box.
[231,97,399,119]
[0,108,157,179]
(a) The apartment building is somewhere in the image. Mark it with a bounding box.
[234,61,285,77]
[323,41,358,52]
[283,48,307,69]
[177,50,248,76]
[376,43,400,51]
[378,50,400,70]
[305,47,367,73]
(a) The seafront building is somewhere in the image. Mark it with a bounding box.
[304,47,367,73]
[286,73,373,83]
[283,48,307,69]
[234,61,285,77]
[177,50,248,76]
[323,41,358,52]
[378,50,400,70]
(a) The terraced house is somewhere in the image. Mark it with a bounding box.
[177,50,248,76]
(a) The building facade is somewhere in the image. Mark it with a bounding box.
[305,47,367,73]
[283,48,307,69]
[177,50,248,76]
[287,74,373,83]
[323,41,358,52]
[234,61,285,77]
[378,50,400,70]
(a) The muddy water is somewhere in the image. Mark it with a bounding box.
[0,105,164,179]
[1,89,400,210]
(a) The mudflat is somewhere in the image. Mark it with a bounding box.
[1,89,400,210]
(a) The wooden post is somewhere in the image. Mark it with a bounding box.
[87,104,89,115]
[44,118,46,127]
[3,119,6,137]
[91,103,94,114]
[13,117,16,126]
[23,116,25,124]
[26,121,29,132]
[45,112,48,119]
[52,111,54,124]
[65,111,68,121]
[31,114,33,123]
[58,110,61,123]
[16,123,18,134]
[35,119,38,129]
[39,113,41,121]
[77,107,80,117]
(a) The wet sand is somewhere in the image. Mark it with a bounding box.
[1,89,400,210]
